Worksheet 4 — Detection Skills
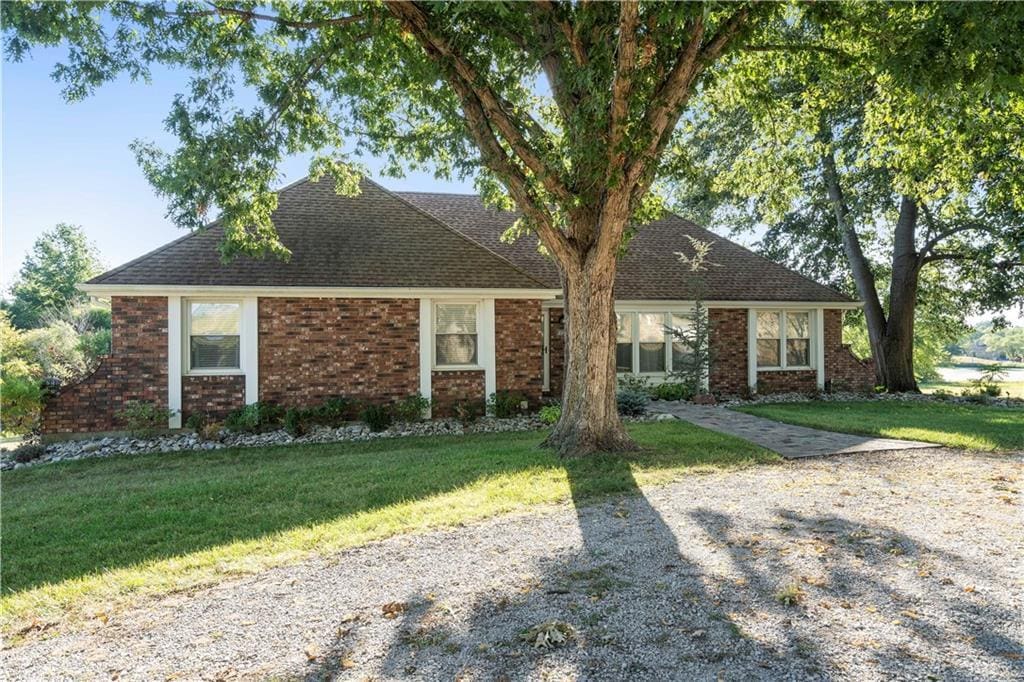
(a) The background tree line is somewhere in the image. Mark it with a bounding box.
[1,224,109,433]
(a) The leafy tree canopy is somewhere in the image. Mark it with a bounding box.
[5,223,102,329]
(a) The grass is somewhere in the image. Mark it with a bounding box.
[920,379,1024,399]
[737,400,1023,451]
[1,422,775,634]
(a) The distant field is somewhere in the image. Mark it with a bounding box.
[946,355,1024,369]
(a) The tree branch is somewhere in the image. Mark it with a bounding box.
[174,3,365,31]
[534,0,587,66]
[607,1,639,174]
[389,1,573,205]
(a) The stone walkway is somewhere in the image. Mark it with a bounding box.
[648,403,936,458]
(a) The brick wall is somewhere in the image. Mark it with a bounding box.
[756,370,818,394]
[546,308,565,398]
[258,298,420,407]
[708,308,748,394]
[41,296,168,434]
[431,370,486,417]
[181,375,245,420]
[824,309,876,392]
[495,299,544,405]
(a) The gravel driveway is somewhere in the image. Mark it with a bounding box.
[4,448,1022,681]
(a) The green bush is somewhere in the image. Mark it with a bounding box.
[1,370,43,434]
[538,403,561,425]
[12,442,46,464]
[489,390,528,418]
[224,401,284,433]
[360,403,393,432]
[617,374,652,394]
[283,407,304,436]
[616,388,649,416]
[184,412,208,431]
[393,394,430,422]
[117,401,176,438]
[453,400,485,425]
[650,382,692,401]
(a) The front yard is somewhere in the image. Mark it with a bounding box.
[1,421,773,634]
[737,400,1024,451]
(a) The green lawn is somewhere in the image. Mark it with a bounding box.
[1,422,774,634]
[920,379,1024,399]
[738,401,1024,451]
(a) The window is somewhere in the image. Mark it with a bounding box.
[188,301,241,371]
[671,314,694,368]
[756,312,781,367]
[757,310,813,369]
[616,313,633,372]
[435,303,478,367]
[638,313,666,372]
[787,312,811,367]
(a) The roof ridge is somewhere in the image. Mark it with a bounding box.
[661,211,856,303]
[394,190,484,199]
[380,181,555,290]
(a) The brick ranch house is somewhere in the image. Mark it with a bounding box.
[42,177,873,435]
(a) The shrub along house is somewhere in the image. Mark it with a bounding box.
[42,177,873,435]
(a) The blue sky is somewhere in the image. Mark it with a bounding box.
[2,45,473,289]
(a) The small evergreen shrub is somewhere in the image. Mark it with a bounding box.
[538,403,561,425]
[117,401,176,438]
[12,442,46,463]
[393,394,430,422]
[488,390,528,418]
[224,401,284,433]
[617,374,651,394]
[616,388,649,416]
[360,403,393,432]
[650,382,692,401]
[283,407,304,437]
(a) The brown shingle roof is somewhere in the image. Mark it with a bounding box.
[398,192,853,303]
[88,178,551,290]
[90,177,852,303]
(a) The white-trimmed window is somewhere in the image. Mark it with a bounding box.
[187,300,241,372]
[757,310,812,369]
[434,302,479,367]
[616,313,634,372]
[616,310,698,376]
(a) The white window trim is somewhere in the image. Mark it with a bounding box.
[183,298,245,376]
[755,309,814,372]
[614,308,703,381]
[431,299,485,371]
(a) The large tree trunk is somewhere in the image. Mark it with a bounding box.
[543,242,635,458]
[822,150,921,392]
[877,197,921,392]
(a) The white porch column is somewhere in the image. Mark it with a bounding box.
[419,298,433,418]
[242,297,259,404]
[815,307,826,390]
[167,296,182,428]
[480,298,497,403]
[747,308,758,393]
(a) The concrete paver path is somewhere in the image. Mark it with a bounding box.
[648,403,936,458]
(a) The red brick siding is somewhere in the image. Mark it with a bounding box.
[756,370,818,394]
[824,309,876,392]
[708,308,748,395]
[546,308,565,398]
[495,299,544,405]
[258,298,420,407]
[431,370,486,417]
[41,296,168,434]
[181,375,245,420]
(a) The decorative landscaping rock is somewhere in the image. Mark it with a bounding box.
[1,414,547,472]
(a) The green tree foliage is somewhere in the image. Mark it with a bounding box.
[0,312,42,434]
[670,2,1024,391]
[5,224,102,329]
[982,326,1024,362]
